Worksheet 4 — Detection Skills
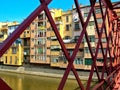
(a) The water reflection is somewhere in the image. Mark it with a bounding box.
[0,71,79,90]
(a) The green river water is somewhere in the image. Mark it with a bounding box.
[0,71,82,90]
[0,71,97,90]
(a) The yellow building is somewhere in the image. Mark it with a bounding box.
[62,10,73,40]
[0,22,23,66]
[49,9,63,67]
[20,25,31,64]
[3,44,23,65]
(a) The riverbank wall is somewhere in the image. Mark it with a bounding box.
[0,65,98,80]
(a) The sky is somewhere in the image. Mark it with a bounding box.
[0,0,119,23]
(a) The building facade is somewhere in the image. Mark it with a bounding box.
[0,22,23,65]
[1,2,119,69]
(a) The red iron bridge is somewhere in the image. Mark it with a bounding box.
[0,0,120,90]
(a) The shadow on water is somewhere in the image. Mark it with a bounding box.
[74,87,80,90]
[73,80,98,90]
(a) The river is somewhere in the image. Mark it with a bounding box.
[0,71,83,90]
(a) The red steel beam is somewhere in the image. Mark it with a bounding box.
[58,0,97,90]
[39,0,84,90]
[0,0,120,90]
[93,1,120,89]
[0,78,12,90]
[93,65,120,90]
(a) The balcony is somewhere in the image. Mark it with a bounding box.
[63,39,71,43]
[65,43,84,49]
[51,51,60,55]
[84,42,95,47]
[38,26,45,30]
[84,53,92,58]
[50,62,60,67]
[51,41,60,45]
[55,21,62,25]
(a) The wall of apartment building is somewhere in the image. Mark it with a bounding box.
[1,2,119,69]
[0,22,23,66]
[3,44,23,65]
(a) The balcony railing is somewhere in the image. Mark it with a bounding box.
[55,21,62,25]
[38,26,45,30]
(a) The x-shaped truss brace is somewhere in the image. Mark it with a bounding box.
[0,0,120,90]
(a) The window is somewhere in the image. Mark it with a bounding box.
[31,38,34,42]
[75,58,83,64]
[31,48,34,50]
[38,48,43,54]
[85,59,92,65]
[10,56,12,64]
[66,25,70,31]
[75,23,80,30]
[38,38,45,45]
[84,13,88,17]
[5,56,7,63]
[95,9,101,14]
[66,16,69,22]
[92,48,95,53]
[95,38,98,43]
[38,31,44,37]
[24,39,30,46]
[15,56,17,64]
[38,22,44,26]
[89,21,94,26]
[24,48,30,55]
[102,38,106,43]
[98,48,102,53]
[38,14,43,20]
[74,36,79,42]
[89,36,95,42]
[103,48,106,54]
[27,31,29,34]
[32,30,34,33]
[85,48,89,53]
[79,49,83,52]
[68,50,73,56]
[51,57,59,63]
[12,47,17,54]
[97,18,102,24]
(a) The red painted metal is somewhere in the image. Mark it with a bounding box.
[0,78,12,90]
[0,0,120,90]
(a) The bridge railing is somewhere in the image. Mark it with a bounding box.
[0,0,120,90]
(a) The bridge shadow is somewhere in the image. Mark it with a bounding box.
[74,87,80,90]
[74,81,98,90]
